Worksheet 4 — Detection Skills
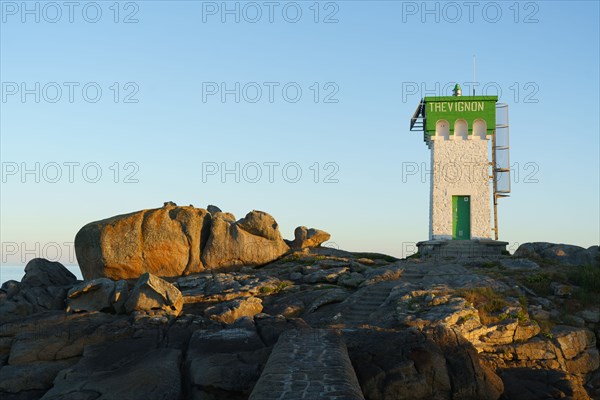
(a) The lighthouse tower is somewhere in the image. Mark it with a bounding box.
[410,84,508,257]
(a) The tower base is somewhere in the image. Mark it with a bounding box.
[416,239,508,260]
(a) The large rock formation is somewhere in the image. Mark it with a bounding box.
[21,258,78,287]
[0,259,77,318]
[124,272,184,317]
[287,226,331,249]
[2,238,599,399]
[201,210,290,270]
[514,242,598,266]
[75,203,290,280]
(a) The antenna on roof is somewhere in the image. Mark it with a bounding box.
[472,55,476,96]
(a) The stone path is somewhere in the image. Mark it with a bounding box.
[340,281,396,326]
[249,329,365,400]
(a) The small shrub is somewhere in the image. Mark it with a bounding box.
[351,252,398,263]
[542,332,554,340]
[481,261,501,268]
[499,309,529,326]
[518,294,528,308]
[259,286,273,294]
[259,281,291,295]
[568,264,600,291]
[459,313,476,324]
[456,287,509,325]
[524,273,553,296]
[567,265,600,307]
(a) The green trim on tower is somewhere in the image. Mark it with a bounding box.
[424,95,498,135]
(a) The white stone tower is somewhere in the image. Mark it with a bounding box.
[410,84,508,257]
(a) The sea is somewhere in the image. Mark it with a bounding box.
[0,265,83,285]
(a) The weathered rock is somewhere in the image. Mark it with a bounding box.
[75,204,212,280]
[207,204,237,221]
[550,282,572,297]
[427,325,504,400]
[204,297,263,324]
[201,211,289,270]
[514,242,595,266]
[0,359,76,393]
[528,305,551,321]
[0,283,69,318]
[588,245,599,265]
[7,313,132,365]
[124,273,183,317]
[346,326,503,400]
[499,258,540,271]
[306,289,350,313]
[1,280,21,298]
[66,278,115,313]
[187,328,269,396]
[500,368,591,400]
[304,266,349,284]
[288,226,331,249]
[111,280,129,314]
[177,272,284,304]
[206,204,222,214]
[565,348,600,375]
[338,272,366,288]
[41,337,182,400]
[21,258,77,287]
[552,326,596,360]
[577,308,600,323]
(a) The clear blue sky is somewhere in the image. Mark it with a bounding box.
[1,0,599,266]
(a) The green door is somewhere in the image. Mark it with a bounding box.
[452,196,471,240]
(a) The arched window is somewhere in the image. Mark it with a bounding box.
[473,119,487,139]
[454,119,468,140]
[436,120,449,139]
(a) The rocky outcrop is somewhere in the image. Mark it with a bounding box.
[346,326,503,400]
[66,278,128,313]
[22,258,78,287]
[41,336,182,400]
[124,273,183,317]
[1,243,599,399]
[0,359,77,395]
[514,242,598,266]
[186,327,270,397]
[287,226,331,249]
[0,259,77,318]
[204,296,263,324]
[75,203,212,280]
[201,211,289,270]
[75,204,290,280]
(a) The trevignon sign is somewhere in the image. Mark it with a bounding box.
[428,101,485,113]
[423,95,498,135]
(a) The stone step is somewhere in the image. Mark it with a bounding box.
[341,284,395,326]
[249,329,365,400]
